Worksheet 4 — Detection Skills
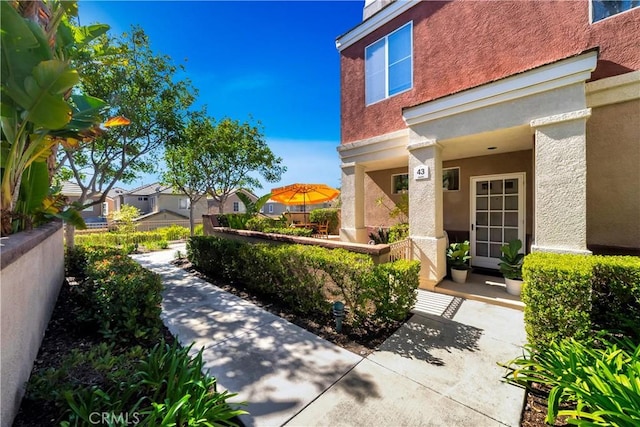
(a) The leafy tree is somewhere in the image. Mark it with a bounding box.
[108,204,140,233]
[57,26,196,244]
[196,117,286,214]
[162,110,209,236]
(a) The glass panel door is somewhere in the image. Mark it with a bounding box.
[470,173,525,269]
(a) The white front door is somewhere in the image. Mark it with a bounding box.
[470,173,525,269]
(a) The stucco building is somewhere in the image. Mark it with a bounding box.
[336,0,639,288]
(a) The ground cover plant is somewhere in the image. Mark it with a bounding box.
[14,246,246,426]
[504,337,640,426]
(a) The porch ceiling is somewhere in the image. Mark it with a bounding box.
[440,125,533,161]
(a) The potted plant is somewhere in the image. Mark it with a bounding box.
[446,240,471,283]
[499,239,525,296]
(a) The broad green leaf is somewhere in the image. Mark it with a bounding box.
[19,162,49,214]
[73,23,110,46]
[0,141,10,168]
[32,60,79,95]
[16,60,79,129]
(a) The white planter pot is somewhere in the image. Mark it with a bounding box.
[505,278,523,296]
[451,268,468,284]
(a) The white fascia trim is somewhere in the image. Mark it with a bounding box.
[336,0,421,52]
[586,70,640,107]
[403,51,598,126]
[337,129,409,162]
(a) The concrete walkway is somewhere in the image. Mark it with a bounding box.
[132,244,527,427]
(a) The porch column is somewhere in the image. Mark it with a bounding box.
[407,135,447,289]
[530,109,592,254]
[340,162,368,243]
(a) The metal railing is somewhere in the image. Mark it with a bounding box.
[389,238,411,262]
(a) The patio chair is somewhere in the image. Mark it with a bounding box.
[315,221,329,239]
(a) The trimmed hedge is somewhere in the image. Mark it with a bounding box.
[69,246,163,343]
[263,227,314,237]
[522,253,640,348]
[188,236,419,325]
[309,208,339,234]
[75,231,165,246]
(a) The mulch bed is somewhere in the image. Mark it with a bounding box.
[14,255,554,426]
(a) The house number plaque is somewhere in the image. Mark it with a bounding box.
[414,165,430,180]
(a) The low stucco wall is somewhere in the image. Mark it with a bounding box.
[201,219,391,264]
[1,221,65,427]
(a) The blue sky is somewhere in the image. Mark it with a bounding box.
[78,0,364,193]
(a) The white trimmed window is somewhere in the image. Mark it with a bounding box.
[443,167,460,192]
[268,204,274,213]
[179,198,190,209]
[233,201,239,212]
[391,174,409,195]
[83,199,93,212]
[592,0,639,22]
[365,22,413,105]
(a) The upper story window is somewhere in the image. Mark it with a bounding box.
[592,0,639,22]
[233,201,239,212]
[268,204,274,213]
[179,198,190,209]
[365,22,413,105]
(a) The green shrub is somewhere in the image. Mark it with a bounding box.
[263,227,313,237]
[369,227,390,244]
[309,208,339,233]
[187,236,420,325]
[369,260,420,321]
[246,216,280,232]
[388,223,409,243]
[194,223,204,235]
[522,253,640,348]
[522,253,596,347]
[156,224,190,240]
[591,256,640,342]
[65,246,88,277]
[141,240,169,251]
[188,236,244,280]
[80,247,163,343]
[502,337,640,426]
[75,231,165,247]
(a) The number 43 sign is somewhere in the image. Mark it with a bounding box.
[414,165,430,180]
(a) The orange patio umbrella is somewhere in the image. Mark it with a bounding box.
[270,183,339,225]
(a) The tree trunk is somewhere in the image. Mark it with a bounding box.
[189,203,195,236]
[65,223,75,249]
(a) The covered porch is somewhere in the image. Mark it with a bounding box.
[339,51,598,290]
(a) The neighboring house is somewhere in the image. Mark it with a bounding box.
[208,189,259,214]
[105,187,126,217]
[60,181,112,222]
[118,182,208,218]
[336,0,639,288]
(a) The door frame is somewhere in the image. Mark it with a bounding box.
[469,172,526,269]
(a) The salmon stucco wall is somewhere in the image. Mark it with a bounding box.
[364,167,409,227]
[442,150,534,236]
[340,0,640,143]
[586,100,640,250]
